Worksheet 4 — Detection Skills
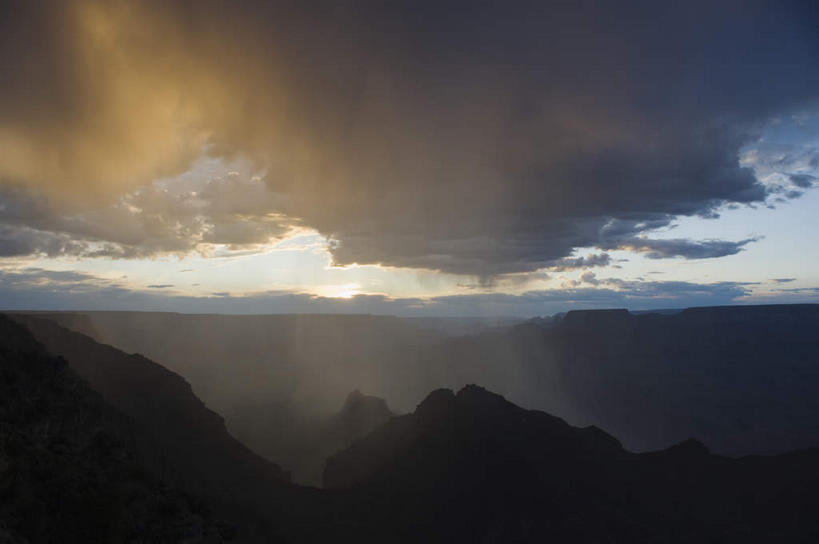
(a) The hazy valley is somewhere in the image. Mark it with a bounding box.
[3,306,819,541]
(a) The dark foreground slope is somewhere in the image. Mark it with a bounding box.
[0,316,234,542]
[12,316,288,490]
[4,313,819,543]
[325,385,819,543]
[9,315,327,541]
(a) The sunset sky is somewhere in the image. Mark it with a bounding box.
[1,0,818,316]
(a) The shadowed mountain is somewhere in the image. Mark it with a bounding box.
[0,316,235,543]
[8,315,308,541]
[25,305,819,459]
[421,304,819,455]
[5,313,819,542]
[30,312,443,415]
[12,315,288,486]
[227,389,396,487]
[324,385,819,542]
[330,390,395,446]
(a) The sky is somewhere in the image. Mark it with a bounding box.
[1,0,818,316]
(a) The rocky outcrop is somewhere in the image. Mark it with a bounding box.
[9,315,299,541]
[329,389,395,446]
[234,388,396,487]
[0,316,235,542]
[323,384,819,542]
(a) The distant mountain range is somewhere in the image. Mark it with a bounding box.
[4,305,819,541]
[33,304,819,459]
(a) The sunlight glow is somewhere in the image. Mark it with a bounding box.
[324,283,361,299]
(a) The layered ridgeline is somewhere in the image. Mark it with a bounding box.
[4,316,819,542]
[7,315,337,542]
[0,316,235,542]
[422,305,819,455]
[31,312,445,416]
[324,385,819,543]
[12,316,288,489]
[38,305,819,458]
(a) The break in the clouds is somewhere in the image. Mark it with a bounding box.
[1,0,818,277]
[0,169,293,258]
[0,267,767,316]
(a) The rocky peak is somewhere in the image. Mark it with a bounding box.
[339,389,391,419]
[415,388,456,421]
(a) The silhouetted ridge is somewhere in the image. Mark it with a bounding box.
[39,305,819,457]
[562,308,632,327]
[665,438,711,456]
[9,314,297,541]
[415,388,456,420]
[455,383,519,413]
[324,384,624,490]
[679,303,819,319]
[322,383,819,542]
[328,389,397,463]
[0,316,235,542]
[5,315,819,543]
[338,389,393,425]
[11,309,819,542]
[345,388,363,402]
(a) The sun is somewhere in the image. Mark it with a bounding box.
[325,283,361,299]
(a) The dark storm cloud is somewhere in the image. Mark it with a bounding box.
[550,253,611,271]
[0,268,102,286]
[790,173,816,188]
[0,225,88,257]
[610,236,761,260]
[1,1,818,275]
[0,267,760,316]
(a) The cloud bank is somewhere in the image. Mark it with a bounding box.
[0,267,771,317]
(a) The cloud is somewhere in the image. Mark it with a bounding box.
[774,286,819,294]
[1,1,818,275]
[611,236,761,260]
[147,284,173,289]
[0,171,293,258]
[579,271,600,286]
[550,253,611,271]
[404,280,760,316]
[0,268,103,286]
[771,278,796,283]
[0,225,90,257]
[789,173,816,188]
[0,266,768,317]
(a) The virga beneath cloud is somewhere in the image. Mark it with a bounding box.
[1,0,818,277]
